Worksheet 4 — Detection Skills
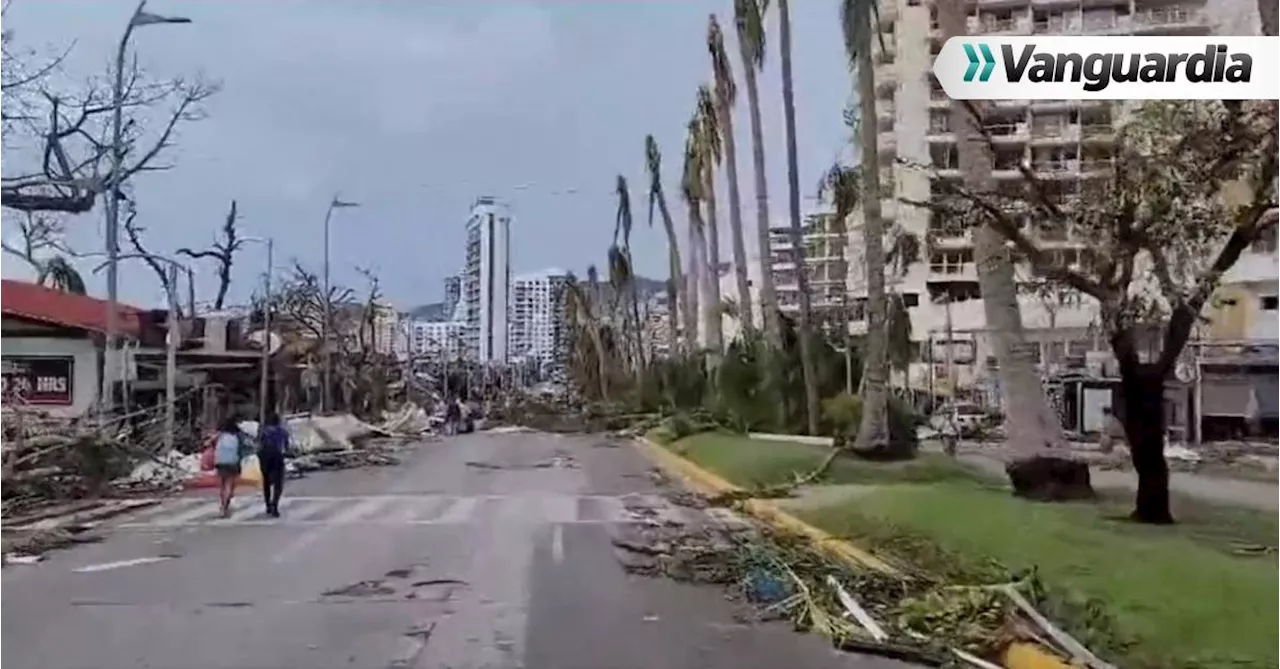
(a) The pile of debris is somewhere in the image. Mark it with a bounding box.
[615,486,1119,668]
[1094,440,1280,477]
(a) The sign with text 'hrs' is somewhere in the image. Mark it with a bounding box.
[2,356,74,406]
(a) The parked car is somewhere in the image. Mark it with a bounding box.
[929,402,991,439]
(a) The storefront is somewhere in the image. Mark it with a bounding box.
[1,280,141,418]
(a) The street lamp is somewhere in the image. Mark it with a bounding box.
[93,252,191,454]
[102,1,192,416]
[242,237,274,428]
[321,195,360,414]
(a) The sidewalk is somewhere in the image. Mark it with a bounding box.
[949,447,1279,511]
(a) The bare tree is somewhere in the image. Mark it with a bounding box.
[115,198,182,308]
[177,200,243,310]
[1,21,217,215]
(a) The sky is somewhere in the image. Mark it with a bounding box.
[2,0,855,311]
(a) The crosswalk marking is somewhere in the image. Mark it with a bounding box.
[106,493,710,530]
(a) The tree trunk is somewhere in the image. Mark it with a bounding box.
[1120,363,1174,524]
[685,214,703,350]
[703,164,726,353]
[655,190,687,353]
[777,0,820,436]
[940,0,1068,463]
[719,101,755,339]
[740,41,781,349]
[1258,0,1278,36]
[852,37,890,453]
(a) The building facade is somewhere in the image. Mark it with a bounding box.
[443,275,461,317]
[509,268,570,371]
[770,215,848,319]
[408,319,466,359]
[845,0,1268,397]
[462,197,511,364]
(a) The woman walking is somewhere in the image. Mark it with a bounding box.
[213,415,250,518]
[258,412,290,517]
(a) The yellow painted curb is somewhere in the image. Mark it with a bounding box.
[635,437,899,575]
[1003,642,1075,669]
[636,437,1078,669]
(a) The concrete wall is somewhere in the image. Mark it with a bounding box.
[2,335,99,418]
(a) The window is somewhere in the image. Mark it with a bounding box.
[1262,296,1278,311]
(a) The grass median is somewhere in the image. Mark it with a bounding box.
[660,431,1278,669]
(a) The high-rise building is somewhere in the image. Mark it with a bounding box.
[443,274,461,316]
[509,268,570,371]
[769,214,848,318]
[462,196,511,363]
[850,0,1254,350]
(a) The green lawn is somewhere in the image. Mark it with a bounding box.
[798,483,1279,669]
[662,431,991,488]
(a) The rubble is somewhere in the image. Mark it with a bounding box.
[613,478,1104,666]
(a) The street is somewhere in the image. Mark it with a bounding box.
[1,431,910,669]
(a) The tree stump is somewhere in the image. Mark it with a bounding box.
[1005,455,1095,502]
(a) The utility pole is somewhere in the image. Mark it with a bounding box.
[101,0,191,416]
[164,263,179,454]
[259,238,274,429]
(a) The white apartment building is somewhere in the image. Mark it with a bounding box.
[509,268,570,370]
[849,0,1267,394]
[462,197,511,364]
[770,215,848,317]
[370,302,400,357]
[408,319,466,359]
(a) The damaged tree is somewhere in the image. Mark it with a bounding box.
[0,211,85,293]
[177,200,244,311]
[922,100,1278,523]
[0,31,217,215]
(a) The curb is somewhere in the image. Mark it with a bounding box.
[634,437,898,574]
[634,436,1074,669]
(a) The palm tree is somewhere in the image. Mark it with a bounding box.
[839,0,891,451]
[695,84,726,353]
[776,0,820,435]
[645,135,687,353]
[564,271,609,402]
[937,0,1067,458]
[681,111,711,354]
[708,14,754,340]
[614,175,646,373]
[36,255,87,295]
[734,0,781,348]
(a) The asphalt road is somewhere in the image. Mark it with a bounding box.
[2,431,912,669]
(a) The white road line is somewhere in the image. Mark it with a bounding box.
[270,496,392,565]
[281,498,343,521]
[228,499,268,521]
[539,495,579,524]
[551,524,565,564]
[150,500,222,527]
[72,556,171,573]
[434,497,480,524]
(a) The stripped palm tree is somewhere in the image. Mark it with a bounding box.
[734,0,781,347]
[839,0,891,452]
[36,255,87,295]
[645,135,687,354]
[707,14,754,342]
[695,84,726,353]
[566,269,610,402]
[937,0,1067,458]
[614,175,646,372]
[680,111,709,353]
[776,0,820,435]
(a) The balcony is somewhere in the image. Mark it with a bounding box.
[1080,122,1115,142]
[1030,123,1079,144]
[1132,5,1207,32]
[878,132,896,154]
[985,122,1028,143]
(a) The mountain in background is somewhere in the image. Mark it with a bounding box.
[404,275,668,321]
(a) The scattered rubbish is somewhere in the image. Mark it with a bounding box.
[404,622,436,640]
[411,579,467,588]
[206,601,254,608]
[322,580,397,598]
[2,553,43,565]
[642,614,660,623]
[827,574,888,642]
[71,556,172,573]
[999,585,1118,669]
[464,453,579,471]
[385,568,412,579]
